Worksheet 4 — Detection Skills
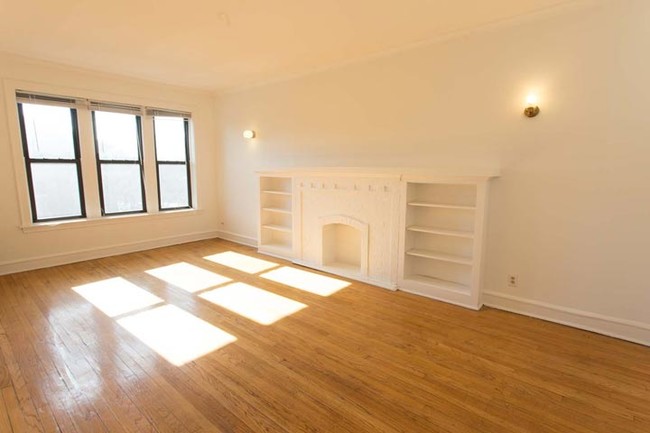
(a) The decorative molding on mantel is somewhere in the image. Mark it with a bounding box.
[299,180,395,194]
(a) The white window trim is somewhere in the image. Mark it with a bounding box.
[21,208,204,233]
[3,79,201,231]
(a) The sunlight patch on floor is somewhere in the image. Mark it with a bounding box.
[199,282,307,325]
[260,266,350,296]
[145,262,231,293]
[72,277,164,317]
[117,305,236,366]
[203,251,279,274]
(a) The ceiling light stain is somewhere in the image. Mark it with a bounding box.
[217,12,231,27]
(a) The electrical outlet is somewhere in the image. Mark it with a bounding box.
[508,275,518,287]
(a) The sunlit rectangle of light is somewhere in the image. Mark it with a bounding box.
[117,305,236,366]
[199,282,307,325]
[72,277,164,318]
[203,251,279,274]
[145,262,231,293]
[260,267,350,296]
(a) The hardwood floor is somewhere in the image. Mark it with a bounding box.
[0,239,648,432]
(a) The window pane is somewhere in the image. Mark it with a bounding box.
[31,163,82,220]
[94,111,139,160]
[100,164,143,213]
[159,164,189,208]
[154,117,186,161]
[22,104,75,159]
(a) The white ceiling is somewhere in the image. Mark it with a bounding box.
[0,0,579,91]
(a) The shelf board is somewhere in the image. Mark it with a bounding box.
[406,249,473,266]
[408,201,476,210]
[262,224,292,233]
[407,225,474,239]
[259,242,292,256]
[262,190,292,196]
[261,207,292,215]
[405,274,470,294]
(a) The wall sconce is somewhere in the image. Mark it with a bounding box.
[243,130,256,139]
[524,94,540,118]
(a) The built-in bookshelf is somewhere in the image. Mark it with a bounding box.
[258,176,294,259]
[398,180,489,309]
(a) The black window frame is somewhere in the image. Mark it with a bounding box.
[153,116,192,211]
[17,102,87,223]
[92,111,147,216]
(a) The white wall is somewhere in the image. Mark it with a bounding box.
[0,53,219,273]
[216,0,650,342]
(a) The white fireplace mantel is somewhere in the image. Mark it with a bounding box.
[257,168,499,310]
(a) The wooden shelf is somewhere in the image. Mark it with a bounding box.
[405,274,470,294]
[262,224,292,233]
[262,190,292,196]
[259,242,292,256]
[400,181,486,309]
[407,225,474,239]
[262,207,292,215]
[408,201,475,210]
[406,249,473,266]
[259,175,294,260]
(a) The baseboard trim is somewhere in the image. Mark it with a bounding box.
[0,230,220,276]
[399,286,482,311]
[215,230,257,248]
[483,291,650,347]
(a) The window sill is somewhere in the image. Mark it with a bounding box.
[21,208,203,233]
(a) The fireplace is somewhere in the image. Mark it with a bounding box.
[320,215,369,278]
[294,175,401,289]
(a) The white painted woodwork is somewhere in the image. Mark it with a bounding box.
[257,169,496,309]
[398,177,491,310]
[258,175,295,259]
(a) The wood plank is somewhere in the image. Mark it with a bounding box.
[0,390,13,433]
[1,385,42,433]
[0,339,10,390]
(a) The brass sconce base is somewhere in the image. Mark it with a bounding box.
[524,106,540,118]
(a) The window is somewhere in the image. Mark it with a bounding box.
[13,90,194,225]
[17,98,86,222]
[92,110,146,215]
[153,115,192,210]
